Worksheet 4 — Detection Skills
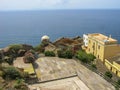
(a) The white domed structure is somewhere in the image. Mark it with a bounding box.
[41,35,50,41]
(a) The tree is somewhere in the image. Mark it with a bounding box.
[105,71,113,79]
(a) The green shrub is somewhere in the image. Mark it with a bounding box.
[57,50,66,58]
[0,59,3,64]
[115,79,120,90]
[10,44,23,53]
[76,50,96,63]
[2,67,22,80]
[87,53,96,62]
[57,50,74,59]
[65,50,73,59]
[105,71,113,79]
[34,45,45,53]
[4,56,14,65]
[91,64,97,69]
[9,44,23,58]
[44,51,55,57]
[117,79,120,85]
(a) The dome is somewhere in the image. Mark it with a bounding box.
[41,35,50,41]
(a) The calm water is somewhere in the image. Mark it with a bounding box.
[0,10,120,48]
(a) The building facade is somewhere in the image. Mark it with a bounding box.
[105,57,120,77]
[83,33,120,62]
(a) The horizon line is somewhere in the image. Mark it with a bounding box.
[0,8,120,12]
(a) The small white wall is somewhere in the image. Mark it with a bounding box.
[83,34,88,47]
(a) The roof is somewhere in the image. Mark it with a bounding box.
[88,33,117,44]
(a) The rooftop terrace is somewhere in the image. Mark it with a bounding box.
[107,53,120,65]
[88,33,117,44]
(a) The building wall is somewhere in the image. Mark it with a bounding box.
[113,62,120,69]
[84,33,120,77]
[105,59,120,77]
[86,37,105,62]
[104,45,120,59]
[105,59,112,70]
[86,36,120,62]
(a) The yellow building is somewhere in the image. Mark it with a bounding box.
[83,33,120,62]
[105,55,120,77]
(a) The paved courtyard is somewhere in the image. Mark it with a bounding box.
[34,57,78,82]
[29,77,90,90]
[30,57,115,90]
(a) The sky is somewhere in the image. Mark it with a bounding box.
[0,0,120,11]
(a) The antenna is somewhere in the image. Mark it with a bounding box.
[109,35,111,38]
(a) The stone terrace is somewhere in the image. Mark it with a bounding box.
[30,57,115,90]
[34,57,78,82]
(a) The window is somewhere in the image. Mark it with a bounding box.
[92,45,95,49]
[116,71,118,75]
[98,55,99,59]
[110,67,112,71]
[98,45,100,49]
[89,40,91,43]
[89,48,90,51]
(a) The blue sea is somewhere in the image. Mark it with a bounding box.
[0,10,120,48]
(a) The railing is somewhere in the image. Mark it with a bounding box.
[76,60,120,89]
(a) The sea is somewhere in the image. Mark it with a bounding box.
[0,10,120,48]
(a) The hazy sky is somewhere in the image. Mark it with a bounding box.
[0,0,120,11]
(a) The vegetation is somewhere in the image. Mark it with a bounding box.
[91,64,97,70]
[57,50,74,59]
[9,44,23,57]
[117,79,120,85]
[0,59,3,64]
[2,66,22,80]
[76,50,96,63]
[4,56,13,65]
[10,44,23,52]
[14,78,28,90]
[114,79,120,90]
[23,52,36,63]
[44,51,55,57]
[34,44,45,53]
[104,71,113,79]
